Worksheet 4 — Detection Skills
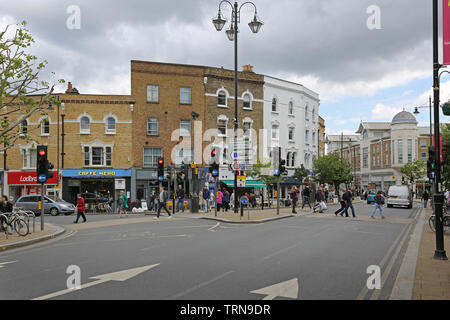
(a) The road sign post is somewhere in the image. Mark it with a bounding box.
[40,183,44,231]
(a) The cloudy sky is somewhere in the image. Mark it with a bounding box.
[1,0,449,134]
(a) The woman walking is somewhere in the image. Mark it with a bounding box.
[216,189,224,212]
[74,194,87,224]
[118,190,129,218]
[290,186,299,214]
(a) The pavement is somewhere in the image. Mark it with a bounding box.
[0,224,66,251]
[1,200,447,300]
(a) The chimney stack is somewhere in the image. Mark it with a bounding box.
[65,81,79,94]
[242,64,254,72]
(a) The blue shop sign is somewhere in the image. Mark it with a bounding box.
[62,169,131,178]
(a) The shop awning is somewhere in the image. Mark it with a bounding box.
[220,180,267,188]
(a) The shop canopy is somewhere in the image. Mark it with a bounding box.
[221,180,267,188]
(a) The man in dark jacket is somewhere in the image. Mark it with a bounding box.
[301,186,312,209]
[313,187,325,213]
[342,188,356,218]
[202,186,210,213]
[422,190,430,209]
[176,185,185,213]
[0,195,13,213]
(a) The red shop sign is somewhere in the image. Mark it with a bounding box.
[7,171,58,185]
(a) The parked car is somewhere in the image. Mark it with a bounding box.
[386,185,413,209]
[366,190,377,204]
[15,195,76,216]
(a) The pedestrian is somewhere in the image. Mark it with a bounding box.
[324,188,329,203]
[0,195,13,213]
[176,185,185,213]
[312,187,325,213]
[342,187,356,218]
[118,190,129,218]
[223,189,230,212]
[301,186,312,209]
[230,191,235,210]
[155,186,172,220]
[216,189,224,212]
[371,191,385,219]
[74,194,87,223]
[335,199,346,216]
[422,189,430,209]
[202,186,210,213]
[290,186,299,214]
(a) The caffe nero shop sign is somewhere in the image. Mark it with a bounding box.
[62,169,132,178]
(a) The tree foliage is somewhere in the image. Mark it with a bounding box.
[399,159,426,182]
[441,123,450,189]
[249,158,285,187]
[293,164,309,184]
[312,153,352,186]
[0,21,64,151]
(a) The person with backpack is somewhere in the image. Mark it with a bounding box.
[370,191,385,219]
[342,187,356,218]
[118,190,129,218]
[155,186,172,220]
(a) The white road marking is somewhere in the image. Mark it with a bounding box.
[158,234,191,238]
[32,264,160,300]
[208,223,220,231]
[251,278,299,300]
[0,261,18,268]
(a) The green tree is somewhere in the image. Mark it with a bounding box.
[249,159,280,187]
[441,123,450,189]
[293,164,309,184]
[0,21,64,151]
[399,159,426,182]
[312,153,352,190]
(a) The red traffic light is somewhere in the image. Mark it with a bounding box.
[211,149,217,156]
[158,159,163,165]
[39,150,46,156]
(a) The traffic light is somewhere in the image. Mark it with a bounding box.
[210,147,219,177]
[402,176,405,184]
[280,159,287,175]
[211,148,217,160]
[36,145,48,183]
[157,157,164,179]
[427,146,436,179]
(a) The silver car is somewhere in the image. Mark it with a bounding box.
[15,195,76,216]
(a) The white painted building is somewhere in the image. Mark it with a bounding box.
[262,75,320,174]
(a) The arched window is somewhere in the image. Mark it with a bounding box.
[288,101,294,115]
[243,93,252,109]
[292,152,296,167]
[272,98,277,112]
[305,104,309,120]
[106,117,116,134]
[80,116,90,134]
[312,107,315,121]
[218,90,227,106]
[286,152,291,167]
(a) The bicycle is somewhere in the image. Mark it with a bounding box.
[0,212,29,237]
[429,206,450,233]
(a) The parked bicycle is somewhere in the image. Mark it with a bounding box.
[429,206,450,233]
[0,212,29,237]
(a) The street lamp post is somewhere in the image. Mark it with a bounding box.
[431,0,447,260]
[212,1,263,213]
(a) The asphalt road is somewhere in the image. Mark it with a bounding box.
[0,202,420,300]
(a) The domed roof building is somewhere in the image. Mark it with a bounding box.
[391,110,418,125]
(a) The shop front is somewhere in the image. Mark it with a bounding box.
[62,169,131,210]
[134,169,160,205]
[7,171,58,202]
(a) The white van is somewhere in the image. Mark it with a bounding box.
[386,185,412,209]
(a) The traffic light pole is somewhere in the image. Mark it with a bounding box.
[40,183,44,231]
[276,176,280,215]
[432,0,447,260]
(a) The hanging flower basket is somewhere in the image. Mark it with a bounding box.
[443,101,450,116]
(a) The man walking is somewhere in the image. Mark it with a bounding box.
[301,186,312,209]
[342,187,356,218]
[155,186,172,220]
[176,185,185,213]
[291,186,299,214]
[422,189,430,209]
[313,187,325,213]
[202,186,210,213]
[370,191,385,219]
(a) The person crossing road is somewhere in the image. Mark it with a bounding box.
[155,186,172,220]
[370,191,385,219]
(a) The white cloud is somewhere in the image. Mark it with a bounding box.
[370,103,403,120]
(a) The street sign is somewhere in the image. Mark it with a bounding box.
[38,174,47,183]
[212,169,219,176]
[240,196,248,205]
[232,162,241,171]
[158,176,163,182]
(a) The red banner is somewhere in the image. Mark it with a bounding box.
[444,0,450,65]
[7,171,58,185]
[432,136,444,162]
